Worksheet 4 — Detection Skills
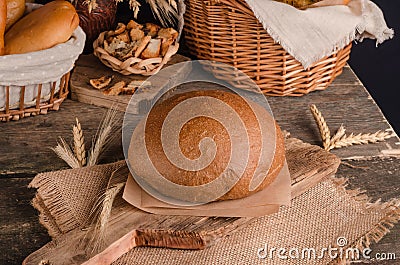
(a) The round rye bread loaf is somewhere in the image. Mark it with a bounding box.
[129,90,285,202]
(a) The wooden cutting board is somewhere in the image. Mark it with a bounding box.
[70,54,191,112]
[23,137,340,265]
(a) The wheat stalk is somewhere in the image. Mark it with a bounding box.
[87,108,120,167]
[328,124,346,151]
[75,0,178,26]
[52,108,120,168]
[330,131,393,150]
[310,104,394,151]
[146,0,178,26]
[78,165,129,255]
[310,104,331,150]
[82,0,98,13]
[87,182,126,253]
[129,0,141,18]
[73,118,87,167]
[51,137,81,169]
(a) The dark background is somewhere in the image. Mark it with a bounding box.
[348,0,400,135]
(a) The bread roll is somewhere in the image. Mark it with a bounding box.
[4,0,79,55]
[0,0,6,56]
[130,90,285,202]
[6,0,25,31]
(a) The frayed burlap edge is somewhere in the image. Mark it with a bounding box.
[329,177,400,265]
[29,175,80,238]
[29,161,126,238]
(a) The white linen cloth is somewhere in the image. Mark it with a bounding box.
[244,0,393,68]
[0,4,85,110]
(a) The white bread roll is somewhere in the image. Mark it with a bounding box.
[4,0,79,55]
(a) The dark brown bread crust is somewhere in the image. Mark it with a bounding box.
[142,90,285,201]
[219,121,285,200]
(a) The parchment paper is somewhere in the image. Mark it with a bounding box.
[123,161,291,217]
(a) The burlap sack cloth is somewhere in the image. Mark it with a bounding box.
[30,161,400,264]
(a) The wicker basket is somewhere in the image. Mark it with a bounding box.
[0,3,85,122]
[93,31,179,76]
[183,0,352,96]
[0,73,70,122]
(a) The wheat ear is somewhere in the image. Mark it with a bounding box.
[73,118,87,167]
[328,124,346,151]
[51,137,81,169]
[128,0,141,18]
[87,108,119,167]
[82,0,99,13]
[88,182,125,254]
[330,131,394,150]
[310,105,394,151]
[146,0,178,27]
[310,104,331,150]
[78,165,129,255]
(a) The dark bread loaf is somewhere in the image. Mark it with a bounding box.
[131,90,285,202]
[4,0,79,54]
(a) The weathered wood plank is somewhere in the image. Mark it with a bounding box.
[268,82,400,159]
[330,65,363,86]
[70,54,191,112]
[0,177,50,265]
[336,158,400,265]
[0,100,124,176]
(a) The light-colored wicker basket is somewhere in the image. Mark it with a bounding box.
[0,3,84,122]
[183,0,352,96]
[93,31,179,76]
[0,72,70,122]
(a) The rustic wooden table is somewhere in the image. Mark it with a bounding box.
[0,62,399,264]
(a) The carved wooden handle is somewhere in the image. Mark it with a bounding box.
[83,229,206,265]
